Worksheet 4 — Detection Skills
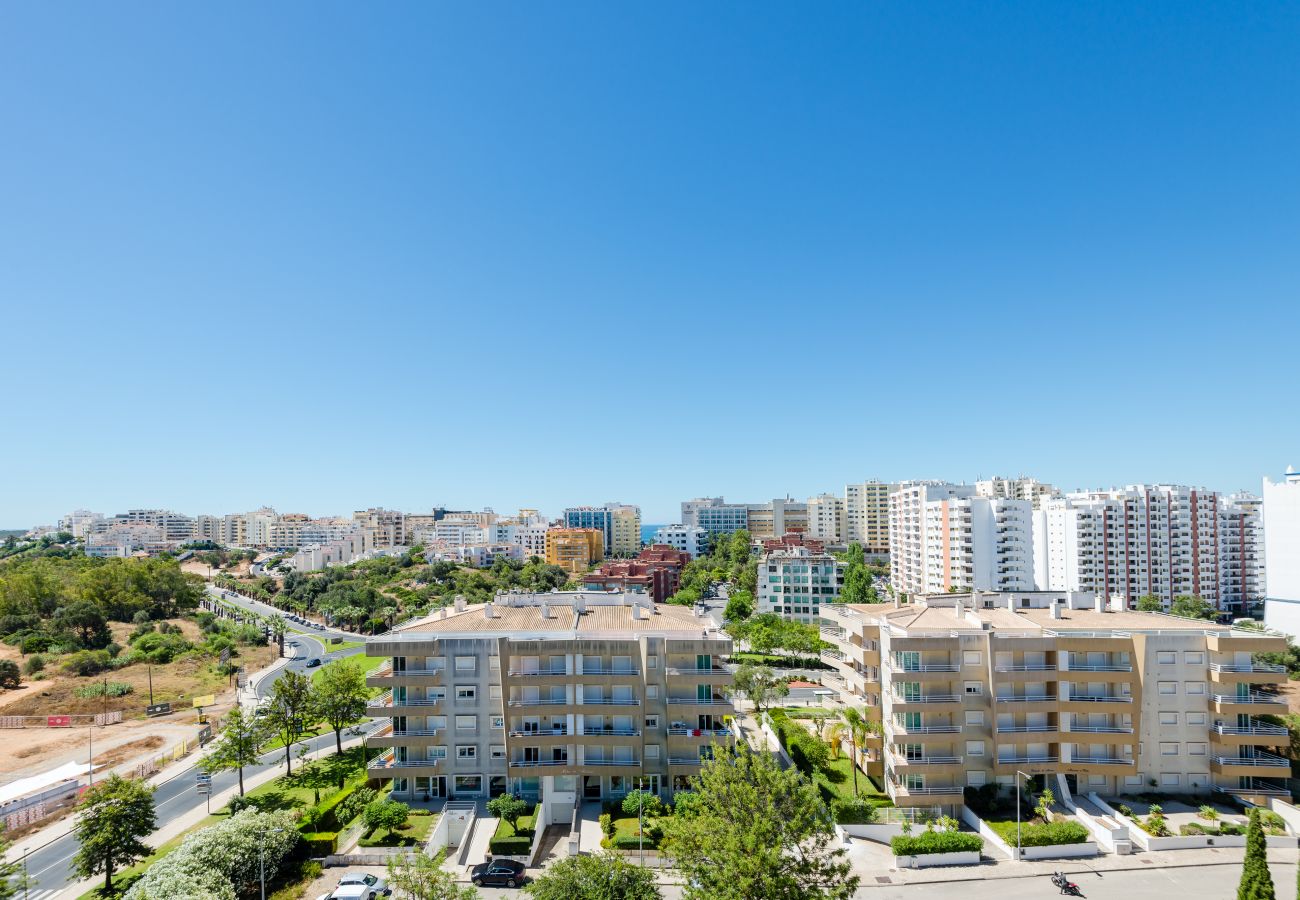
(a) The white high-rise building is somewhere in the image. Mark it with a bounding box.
[57,509,103,539]
[1263,467,1300,637]
[974,476,1059,508]
[1033,485,1262,612]
[888,482,977,596]
[652,524,708,558]
[844,481,893,557]
[806,493,846,543]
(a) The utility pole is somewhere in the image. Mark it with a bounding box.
[148,664,154,707]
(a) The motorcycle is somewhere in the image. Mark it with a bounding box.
[1051,872,1083,896]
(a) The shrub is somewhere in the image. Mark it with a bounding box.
[19,633,55,654]
[126,810,298,899]
[599,813,614,838]
[1257,809,1286,833]
[62,649,112,676]
[1181,823,1207,835]
[1198,804,1219,821]
[105,642,122,659]
[611,832,658,850]
[333,786,377,826]
[74,681,133,699]
[299,832,338,855]
[891,831,983,856]
[0,660,18,689]
[1220,822,1246,836]
[364,799,409,834]
[621,790,664,818]
[23,654,44,676]
[1141,805,1171,838]
[831,797,878,824]
[488,835,532,855]
[487,793,530,831]
[1013,821,1090,847]
[1117,803,1134,819]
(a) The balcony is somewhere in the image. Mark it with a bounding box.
[507,665,568,677]
[580,667,641,677]
[1067,724,1134,734]
[996,724,1060,735]
[508,697,572,708]
[1216,780,1291,798]
[369,750,442,774]
[892,692,960,704]
[996,755,1059,765]
[1213,692,1287,714]
[368,724,442,746]
[892,723,962,735]
[583,757,642,768]
[1209,662,1287,684]
[1212,722,1289,738]
[668,696,733,707]
[889,782,964,800]
[1063,663,1132,673]
[994,664,1057,672]
[668,757,706,767]
[1211,753,1292,778]
[579,697,640,706]
[1070,756,1134,766]
[584,727,641,737]
[889,753,963,767]
[667,727,732,738]
[367,691,443,712]
[508,759,572,769]
[995,695,1058,710]
[509,727,570,739]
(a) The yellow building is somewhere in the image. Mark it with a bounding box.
[608,505,642,556]
[545,528,605,573]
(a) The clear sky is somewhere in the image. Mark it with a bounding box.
[2,3,1297,527]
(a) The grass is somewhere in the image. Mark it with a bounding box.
[493,809,538,841]
[324,639,366,652]
[211,747,369,819]
[602,811,662,849]
[309,652,385,694]
[730,651,829,670]
[359,810,435,847]
[813,755,892,808]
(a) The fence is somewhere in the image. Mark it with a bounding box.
[134,736,205,779]
[0,711,123,728]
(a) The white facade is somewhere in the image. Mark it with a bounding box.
[974,476,1059,507]
[1264,467,1300,638]
[57,509,103,539]
[844,481,893,555]
[426,543,526,567]
[888,482,978,596]
[680,498,749,535]
[85,524,168,557]
[755,546,845,623]
[1033,485,1262,612]
[806,493,846,543]
[652,524,708,559]
[923,496,1035,593]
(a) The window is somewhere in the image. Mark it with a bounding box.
[1185,681,1205,695]
[454,655,476,673]
[490,715,504,730]
[457,746,477,759]
[648,656,659,670]
[963,651,981,666]
[456,715,477,732]
[1159,712,1178,725]
[1124,775,1143,786]
[1188,743,1207,756]
[1159,743,1179,755]
[489,656,501,672]
[1160,773,1181,787]
[964,682,982,695]
[1184,651,1205,665]
[490,745,506,760]
[965,711,984,726]
[966,771,986,787]
[1158,682,1176,695]
[966,740,984,757]
[1089,775,1106,786]
[646,686,659,700]
[1157,651,1176,665]
[645,715,659,729]
[489,685,502,701]
[1187,712,1207,725]
[454,776,482,794]
[645,744,660,760]
[456,686,477,702]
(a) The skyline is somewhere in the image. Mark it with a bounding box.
[4,3,1298,527]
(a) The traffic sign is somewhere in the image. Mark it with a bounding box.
[146,702,172,717]
[192,694,216,708]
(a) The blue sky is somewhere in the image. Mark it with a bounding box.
[2,2,1297,526]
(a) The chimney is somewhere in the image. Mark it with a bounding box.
[893,595,901,609]
[439,607,448,619]
[1109,593,1127,612]
[1050,601,1061,620]
[454,595,466,613]
[575,599,586,614]
[541,603,553,619]
[1094,594,1105,614]
[484,601,497,619]
[954,597,963,617]
[1007,596,1016,612]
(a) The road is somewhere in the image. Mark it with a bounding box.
[18,588,371,900]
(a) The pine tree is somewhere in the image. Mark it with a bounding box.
[1238,807,1276,900]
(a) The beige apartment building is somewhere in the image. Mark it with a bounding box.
[819,592,1289,812]
[364,592,734,822]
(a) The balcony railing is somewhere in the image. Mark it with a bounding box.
[996,695,1057,703]
[1217,780,1291,797]
[997,725,1058,734]
[665,665,732,675]
[891,784,962,795]
[369,691,443,708]
[1213,753,1290,767]
[370,749,395,769]
[1212,723,1289,736]
[583,758,641,767]
[508,698,570,707]
[580,667,641,676]
[668,757,706,766]
[509,759,570,768]
[1070,756,1131,765]
[1066,695,1132,703]
[668,697,732,705]
[997,755,1058,765]
[1064,664,1132,672]
[369,751,442,770]
[994,664,1057,672]
[894,724,962,734]
[1211,663,1286,674]
[508,666,568,676]
[580,697,640,706]
[1213,693,1285,705]
[509,728,569,738]
[892,693,959,704]
[667,727,732,737]
[892,663,959,673]
[891,753,963,765]
[583,727,640,736]
[1068,725,1134,734]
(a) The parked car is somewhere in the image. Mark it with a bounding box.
[305,658,322,668]
[470,859,527,888]
[316,885,373,900]
[337,873,388,897]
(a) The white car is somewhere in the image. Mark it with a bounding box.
[317,884,376,900]
[338,873,389,898]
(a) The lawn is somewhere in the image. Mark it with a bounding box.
[730,651,829,670]
[602,811,663,850]
[309,653,385,693]
[213,747,369,818]
[358,810,435,847]
[813,755,891,807]
[489,806,537,854]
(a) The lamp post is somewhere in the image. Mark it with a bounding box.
[260,827,286,900]
[1015,770,1030,861]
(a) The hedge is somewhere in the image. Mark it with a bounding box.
[488,836,532,856]
[830,797,877,824]
[1007,821,1089,848]
[891,831,983,856]
[610,833,658,850]
[299,832,338,856]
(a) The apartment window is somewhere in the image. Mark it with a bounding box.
[646,686,659,700]
[966,741,984,757]
[963,651,982,666]
[1184,652,1205,665]
[1160,773,1180,787]
[457,746,477,759]
[490,715,504,730]
[1188,743,1208,756]
[1157,651,1176,665]
[1159,712,1178,725]
[1187,712,1207,725]
[456,686,477,702]
[648,656,659,670]
[489,656,501,672]
[1159,743,1179,756]
[964,682,982,695]
[645,744,660,760]
[489,745,506,760]
[1185,681,1205,696]
[1089,775,1107,786]
[965,711,984,726]
[966,771,986,787]
[454,776,482,794]
[1157,682,1176,695]
[645,715,659,729]
[456,715,477,732]
[454,655,476,673]
[489,685,502,701]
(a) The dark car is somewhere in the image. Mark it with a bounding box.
[470,859,526,888]
[305,658,322,668]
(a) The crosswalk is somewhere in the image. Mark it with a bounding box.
[21,888,61,900]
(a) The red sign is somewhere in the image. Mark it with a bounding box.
[47,715,71,728]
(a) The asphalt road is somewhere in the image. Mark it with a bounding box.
[18,590,371,900]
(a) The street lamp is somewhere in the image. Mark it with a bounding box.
[1015,770,1030,861]
[260,827,287,900]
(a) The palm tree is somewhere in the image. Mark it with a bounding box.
[839,708,881,796]
[823,720,845,759]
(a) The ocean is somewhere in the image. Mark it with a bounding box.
[641,524,665,544]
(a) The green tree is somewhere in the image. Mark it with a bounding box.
[365,799,411,838]
[1172,595,1218,621]
[72,774,156,893]
[524,851,661,900]
[837,708,877,797]
[265,670,315,776]
[203,706,267,795]
[53,601,113,648]
[486,794,529,832]
[621,789,664,819]
[730,664,789,719]
[0,834,24,900]
[387,850,477,900]
[1136,594,1164,612]
[315,659,370,754]
[723,589,753,622]
[0,660,19,689]
[666,745,858,900]
[1238,807,1275,900]
[268,617,287,657]
[839,564,873,605]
